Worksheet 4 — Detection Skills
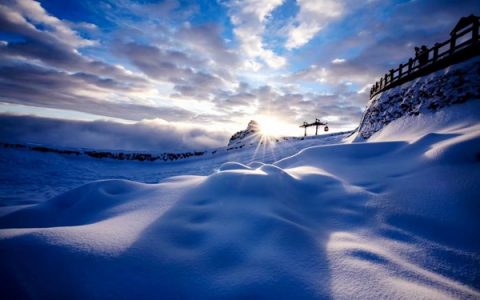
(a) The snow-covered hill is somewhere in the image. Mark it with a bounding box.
[356,56,480,140]
[1,61,480,298]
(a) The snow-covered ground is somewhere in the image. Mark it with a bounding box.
[1,99,479,299]
[0,132,349,206]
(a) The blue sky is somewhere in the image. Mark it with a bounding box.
[0,0,479,150]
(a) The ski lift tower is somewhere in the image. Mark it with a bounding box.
[300,118,329,137]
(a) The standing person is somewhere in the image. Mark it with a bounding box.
[415,46,420,58]
[414,46,420,67]
[419,45,429,65]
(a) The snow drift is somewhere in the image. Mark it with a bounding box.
[1,57,480,298]
[1,99,479,299]
[0,132,350,205]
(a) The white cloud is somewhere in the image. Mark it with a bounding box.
[259,48,287,69]
[0,0,367,135]
[332,58,346,64]
[13,0,95,48]
[0,114,229,151]
[286,0,344,49]
[225,0,286,69]
[286,58,378,88]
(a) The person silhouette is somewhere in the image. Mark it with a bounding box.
[419,45,429,65]
[414,46,421,67]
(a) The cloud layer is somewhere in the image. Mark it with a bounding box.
[0,0,479,148]
[0,114,229,152]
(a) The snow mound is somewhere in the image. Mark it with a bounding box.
[0,130,352,205]
[1,102,479,298]
[247,161,265,169]
[0,180,155,228]
[218,162,251,171]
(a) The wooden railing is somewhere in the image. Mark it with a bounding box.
[370,18,480,98]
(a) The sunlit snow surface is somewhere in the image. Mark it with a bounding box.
[0,133,348,206]
[1,102,480,299]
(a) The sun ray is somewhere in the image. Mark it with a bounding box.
[254,115,296,138]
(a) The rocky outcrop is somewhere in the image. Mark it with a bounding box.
[227,120,261,146]
[357,57,480,139]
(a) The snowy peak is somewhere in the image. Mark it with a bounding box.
[246,120,260,132]
[227,120,261,146]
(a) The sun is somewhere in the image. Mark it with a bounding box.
[255,115,290,137]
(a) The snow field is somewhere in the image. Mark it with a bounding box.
[1,101,479,298]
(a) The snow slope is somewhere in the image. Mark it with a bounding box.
[0,132,349,205]
[356,56,480,140]
[1,99,479,299]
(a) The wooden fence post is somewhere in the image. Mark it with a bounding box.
[473,18,479,43]
[450,32,456,54]
[433,43,439,62]
[369,17,479,98]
